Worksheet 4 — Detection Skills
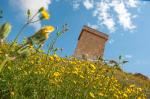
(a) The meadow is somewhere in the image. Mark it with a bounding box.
[0,7,150,99]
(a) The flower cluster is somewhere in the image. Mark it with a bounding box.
[0,49,148,98]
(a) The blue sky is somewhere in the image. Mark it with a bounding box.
[0,0,150,78]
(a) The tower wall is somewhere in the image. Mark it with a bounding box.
[74,26,108,59]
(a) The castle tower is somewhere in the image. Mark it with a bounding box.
[74,25,108,59]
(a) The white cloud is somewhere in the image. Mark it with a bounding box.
[87,23,99,30]
[111,0,136,30]
[95,1,116,32]
[83,0,94,10]
[72,0,82,10]
[9,0,52,30]
[71,0,140,32]
[9,0,141,32]
[125,54,133,59]
[125,0,139,8]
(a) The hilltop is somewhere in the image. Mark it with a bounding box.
[0,43,150,99]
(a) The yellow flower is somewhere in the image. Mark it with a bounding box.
[72,71,78,75]
[0,50,3,54]
[123,93,128,98]
[53,54,61,61]
[31,60,34,64]
[89,64,96,70]
[40,26,55,39]
[98,92,104,96]
[41,26,55,34]
[53,54,58,58]
[129,84,135,88]
[137,88,142,91]
[89,92,95,98]
[49,56,54,61]
[127,88,131,94]
[137,97,142,99]
[41,9,50,20]
[114,94,119,99]
[53,72,60,77]
[10,91,15,96]
[79,75,84,79]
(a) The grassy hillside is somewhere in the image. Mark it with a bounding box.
[0,43,150,99]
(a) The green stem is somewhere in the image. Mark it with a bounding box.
[0,57,8,73]
[10,23,29,47]
[30,19,41,24]
[47,29,65,56]
[47,36,58,56]
[10,12,39,47]
[0,12,40,70]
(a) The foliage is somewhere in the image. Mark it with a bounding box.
[0,44,148,98]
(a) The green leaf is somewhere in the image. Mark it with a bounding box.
[119,55,122,60]
[56,31,61,36]
[0,10,3,18]
[122,60,128,64]
[27,9,31,17]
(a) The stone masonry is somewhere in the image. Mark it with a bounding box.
[74,25,108,60]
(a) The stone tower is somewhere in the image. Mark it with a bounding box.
[74,25,108,60]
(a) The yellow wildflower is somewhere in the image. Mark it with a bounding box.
[114,94,119,99]
[98,92,104,96]
[72,71,78,75]
[28,44,33,48]
[31,60,34,64]
[41,9,50,20]
[41,26,55,34]
[137,97,142,99]
[53,72,60,77]
[49,56,54,61]
[137,88,142,91]
[89,92,95,98]
[10,91,15,96]
[89,64,96,70]
[33,26,55,40]
[0,50,3,54]
[123,93,128,98]
[129,84,135,88]
[53,54,60,61]
[53,54,58,58]
[79,75,84,79]
[127,88,131,94]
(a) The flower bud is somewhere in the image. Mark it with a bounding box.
[38,7,45,12]
[0,22,12,41]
